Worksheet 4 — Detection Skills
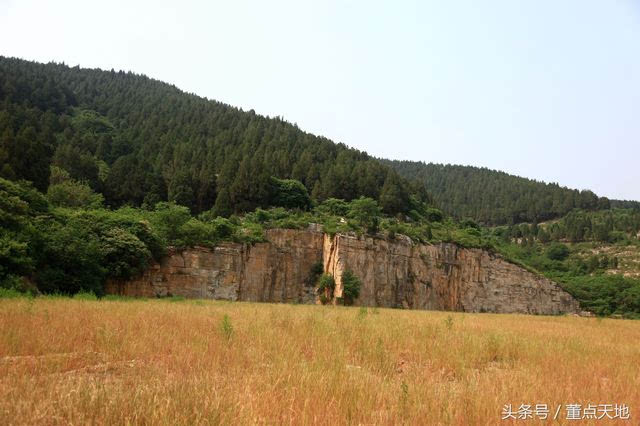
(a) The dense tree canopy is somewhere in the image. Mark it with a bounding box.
[384,160,638,226]
[495,208,640,245]
[0,56,420,216]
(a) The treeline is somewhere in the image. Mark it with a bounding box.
[493,209,640,245]
[384,160,639,226]
[0,56,430,216]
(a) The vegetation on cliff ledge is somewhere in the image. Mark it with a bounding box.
[4,175,640,317]
[0,175,483,296]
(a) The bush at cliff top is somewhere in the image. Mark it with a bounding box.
[348,197,382,233]
[315,198,350,217]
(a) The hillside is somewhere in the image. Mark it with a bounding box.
[384,160,640,226]
[1,56,639,317]
[0,56,427,215]
[490,208,640,316]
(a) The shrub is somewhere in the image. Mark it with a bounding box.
[0,235,33,287]
[182,215,237,246]
[179,218,216,247]
[425,208,444,223]
[99,227,151,280]
[234,222,265,243]
[252,208,272,223]
[348,197,381,233]
[210,217,235,239]
[0,287,27,298]
[35,218,105,296]
[315,198,349,217]
[460,218,480,230]
[317,274,335,292]
[152,202,191,245]
[608,231,626,243]
[316,274,335,303]
[341,270,361,306]
[546,243,570,261]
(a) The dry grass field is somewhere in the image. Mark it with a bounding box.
[0,297,638,425]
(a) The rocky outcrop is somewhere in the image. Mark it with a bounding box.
[323,233,579,314]
[106,228,580,315]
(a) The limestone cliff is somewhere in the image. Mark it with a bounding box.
[106,228,580,315]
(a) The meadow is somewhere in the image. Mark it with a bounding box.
[0,296,638,425]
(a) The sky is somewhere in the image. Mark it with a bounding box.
[1,0,639,200]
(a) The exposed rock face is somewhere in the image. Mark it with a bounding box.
[106,228,580,315]
[324,233,579,314]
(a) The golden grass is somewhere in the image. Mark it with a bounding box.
[0,298,638,425]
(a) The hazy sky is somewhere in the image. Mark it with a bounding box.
[2,0,639,200]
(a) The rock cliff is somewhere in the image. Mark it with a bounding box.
[106,228,580,315]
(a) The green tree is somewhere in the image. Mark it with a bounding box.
[47,179,104,209]
[99,228,151,280]
[213,187,233,218]
[341,270,361,306]
[152,202,191,245]
[348,197,382,233]
[379,171,409,215]
[35,219,105,295]
[316,198,349,216]
[269,177,311,210]
[167,171,195,209]
[316,274,335,304]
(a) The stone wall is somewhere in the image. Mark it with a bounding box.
[106,228,580,315]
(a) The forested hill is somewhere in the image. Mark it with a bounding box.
[384,160,640,226]
[2,56,637,227]
[0,56,428,215]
